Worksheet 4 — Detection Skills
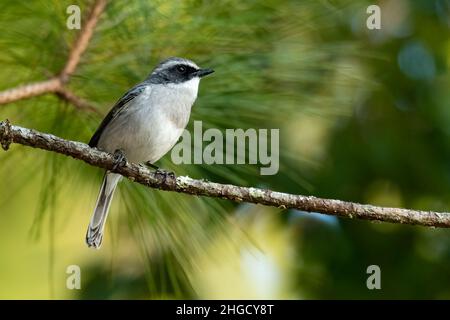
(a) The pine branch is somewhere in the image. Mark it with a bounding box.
[1,120,449,228]
[0,0,107,110]
[0,78,61,105]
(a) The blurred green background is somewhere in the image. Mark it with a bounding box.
[0,0,449,299]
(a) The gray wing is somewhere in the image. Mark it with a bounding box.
[89,83,147,147]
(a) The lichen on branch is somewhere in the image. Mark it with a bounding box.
[1,120,450,228]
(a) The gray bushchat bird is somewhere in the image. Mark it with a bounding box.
[86,57,214,249]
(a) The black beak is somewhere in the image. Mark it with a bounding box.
[195,68,214,78]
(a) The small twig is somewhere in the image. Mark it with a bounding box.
[56,88,102,115]
[60,0,108,82]
[1,120,450,229]
[0,0,108,111]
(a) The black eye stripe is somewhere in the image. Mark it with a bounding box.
[174,64,197,74]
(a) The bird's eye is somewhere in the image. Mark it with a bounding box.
[177,65,186,73]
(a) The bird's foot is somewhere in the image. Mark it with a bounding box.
[144,161,175,181]
[154,168,176,181]
[112,149,127,170]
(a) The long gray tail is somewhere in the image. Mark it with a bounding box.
[86,172,121,249]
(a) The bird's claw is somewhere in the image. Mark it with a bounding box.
[154,168,176,181]
[143,162,175,181]
[112,149,127,170]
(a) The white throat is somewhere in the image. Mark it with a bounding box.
[167,77,200,99]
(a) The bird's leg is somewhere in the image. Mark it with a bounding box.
[145,161,159,170]
[146,161,176,180]
[112,149,127,170]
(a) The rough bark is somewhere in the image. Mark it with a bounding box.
[1,120,449,228]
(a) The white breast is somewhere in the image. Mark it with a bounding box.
[98,80,199,164]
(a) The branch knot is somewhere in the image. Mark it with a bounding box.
[0,119,12,151]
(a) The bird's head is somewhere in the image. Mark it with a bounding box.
[147,57,214,85]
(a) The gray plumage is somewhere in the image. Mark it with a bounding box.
[86,57,214,249]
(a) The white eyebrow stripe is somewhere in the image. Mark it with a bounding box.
[156,59,199,72]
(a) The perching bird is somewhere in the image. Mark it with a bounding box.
[86,57,214,249]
